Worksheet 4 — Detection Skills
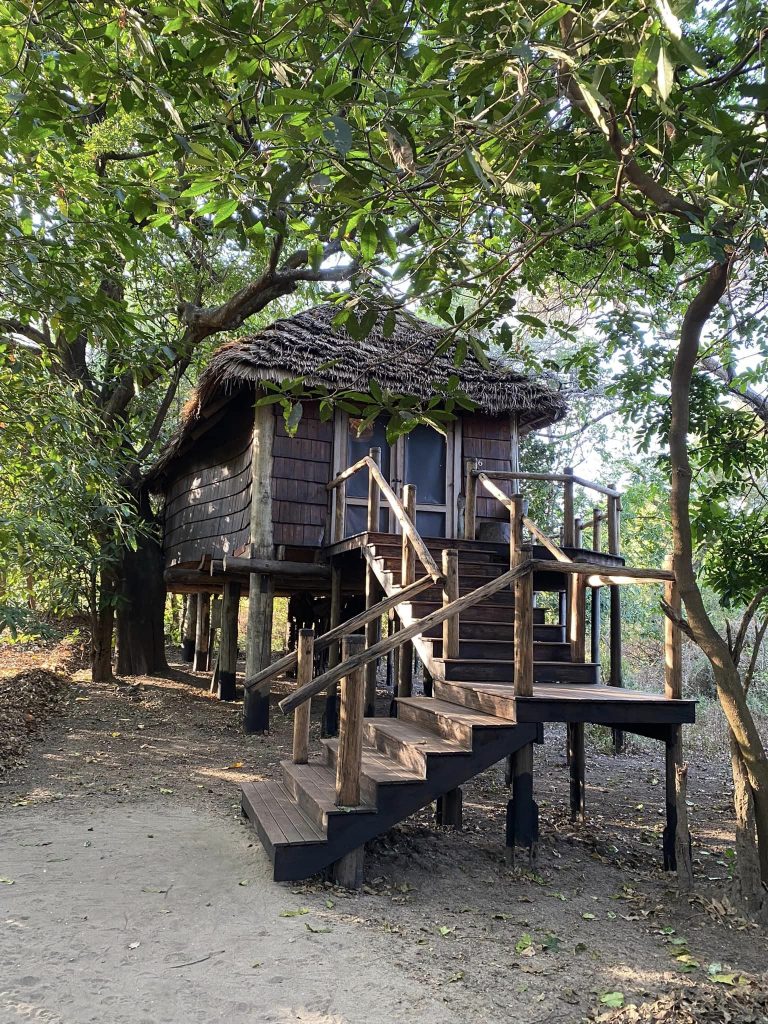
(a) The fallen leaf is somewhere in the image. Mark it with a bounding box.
[438,925,455,937]
[600,991,625,1008]
[305,922,331,933]
[128,941,141,950]
[448,971,465,983]
[0,877,15,885]
[280,907,310,917]
[159,788,173,795]
[582,912,596,920]
[238,880,250,887]
[515,932,533,953]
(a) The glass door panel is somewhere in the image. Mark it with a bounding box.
[344,416,392,536]
[401,425,449,538]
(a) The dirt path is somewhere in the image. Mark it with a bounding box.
[1,654,766,1023]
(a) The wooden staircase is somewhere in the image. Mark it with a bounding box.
[364,536,601,688]
[241,536,597,882]
[242,702,540,882]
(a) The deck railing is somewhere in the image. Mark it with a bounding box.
[272,456,681,817]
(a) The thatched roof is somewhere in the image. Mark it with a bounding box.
[151,304,567,479]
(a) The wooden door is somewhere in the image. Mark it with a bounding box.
[396,424,454,538]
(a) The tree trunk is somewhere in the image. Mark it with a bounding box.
[729,731,766,918]
[668,261,768,885]
[91,562,116,682]
[115,487,168,677]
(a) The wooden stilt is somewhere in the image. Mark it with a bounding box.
[505,744,538,867]
[182,594,196,662]
[567,722,585,823]
[243,572,274,733]
[244,400,275,735]
[218,581,241,701]
[193,592,210,673]
[591,507,601,666]
[436,788,463,830]
[322,563,341,737]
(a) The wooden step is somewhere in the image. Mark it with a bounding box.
[425,638,572,661]
[282,760,376,832]
[409,601,546,623]
[363,717,471,774]
[435,658,601,685]
[433,680,518,720]
[422,620,564,642]
[396,696,518,743]
[380,561,506,582]
[322,739,424,805]
[241,781,327,881]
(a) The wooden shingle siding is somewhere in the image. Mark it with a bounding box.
[462,414,514,524]
[163,396,254,565]
[271,401,333,549]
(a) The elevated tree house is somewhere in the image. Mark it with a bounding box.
[150,305,694,885]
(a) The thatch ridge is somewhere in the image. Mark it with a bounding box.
[151,304,567,479]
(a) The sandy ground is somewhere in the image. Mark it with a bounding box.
[0,803,448,1024]
[1,648,767,1023]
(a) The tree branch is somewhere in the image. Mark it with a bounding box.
[700,355,768,425]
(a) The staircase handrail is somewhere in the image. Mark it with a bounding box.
[476,472,575,565]
[279,558,535,715]
[327,454,443,583]
[243,574,436,693]
[473,469,620,499]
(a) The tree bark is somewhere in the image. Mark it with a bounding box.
[115,486,168,677]
[669,260,768,885]
[91,562,116,682]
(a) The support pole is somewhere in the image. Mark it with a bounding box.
[562,466,575,547]
[436,788,463,830]
[464,459,478,540]
[591,507,601,666]
[244,401,275,735]
[510,496,533,698]
[182,595,197,662]
[442,548,460,660]
[218,581,241,701]
[333,634,366,888]
[292,630,315,765]
[364,448,382,717]
[397,484,416,700]
[322,563,342,737]
[567,722,585,823]
[505,744,538,867]
[607,484,623,752]
[193,592,210,673]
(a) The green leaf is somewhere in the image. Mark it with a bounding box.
[655,0,681,40]
[657,45,675,101]
[360,220,378,261]
[573,78,610,135]
[323,116,353,156]
[515,932,532,953]
[599,992,625,1008]
[279,907,310,917]
[212,199,238,226]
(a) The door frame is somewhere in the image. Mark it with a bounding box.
[332,411,458,538]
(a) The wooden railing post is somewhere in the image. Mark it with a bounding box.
[464,459,478,540]
[292,629,315,764]
[322,565,342,736]
[364,446,383,716]
[334,477,346,542]
[569,573,587,663]
[442,549,460,660]
[607,482,623,752]
[398,484,417,699]
[511,495,533,697]
[336,634,366,807]
[562,467,575,547]
[663,554,682,701]
[367,447,381,532]
[193,591,211,673]
[591,507,602,666]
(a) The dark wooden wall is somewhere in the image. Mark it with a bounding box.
[461,413,513,524]
[272,401,334,548]
[163,396,253,566]
[162,397,334,566]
